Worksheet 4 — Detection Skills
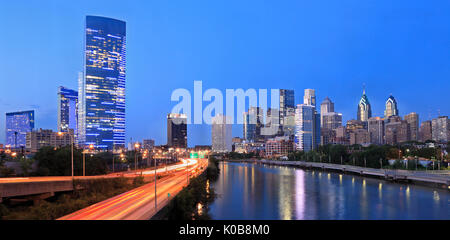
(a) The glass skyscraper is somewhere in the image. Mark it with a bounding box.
[294,104,320,151]
[6,110,35,148]
[78,16,126,150]
[58,86,78,133]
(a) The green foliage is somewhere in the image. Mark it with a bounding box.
[19,157,34,176]
[1,177,146,220]
[206,157,220,181]
[132,176,145,186]
[35,146,108,176]
[0,204,10,219]
[166,157,220,220]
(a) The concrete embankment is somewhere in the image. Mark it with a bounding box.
[224,159,450,190]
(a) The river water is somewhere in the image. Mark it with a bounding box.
[209,162,450,220]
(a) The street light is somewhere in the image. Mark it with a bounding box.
[134,143,140,172]
[86,144,94,176]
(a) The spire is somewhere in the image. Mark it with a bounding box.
[362,83,366,95]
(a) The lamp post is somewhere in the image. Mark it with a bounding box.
[87,144,94,176]
[134,143,140,172]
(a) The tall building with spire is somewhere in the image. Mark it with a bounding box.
[357,89,372,122]
[384,95,399,118]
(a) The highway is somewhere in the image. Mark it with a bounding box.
[0,159,196,184]
[58,158,208,220]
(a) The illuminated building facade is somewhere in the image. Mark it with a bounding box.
[357,89,372,122]
[384,95,399,118]
[6,110,35,148]
[432,116,450,143]
[78,16,126,150]
[57,86,78,134]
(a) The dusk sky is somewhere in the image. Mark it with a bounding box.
[0,0,449,147]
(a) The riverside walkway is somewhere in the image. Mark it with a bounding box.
[226,159,450,189]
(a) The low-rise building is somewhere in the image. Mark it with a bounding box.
[265,136,294,157]
[26,129,74,153]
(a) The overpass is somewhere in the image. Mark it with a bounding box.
[0,159,200,204]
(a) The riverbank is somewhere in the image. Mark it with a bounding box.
[225,159,450,190]
[152,157,220,220]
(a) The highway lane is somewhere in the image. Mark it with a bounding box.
[0,159,197,183]
[58,158,208,220]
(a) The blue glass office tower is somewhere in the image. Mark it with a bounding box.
[78,16,126,150]
[6,110,35,148]
[58,86,78,133]
[294,105,320,151]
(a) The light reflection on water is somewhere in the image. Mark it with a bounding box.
[209,162,450,220]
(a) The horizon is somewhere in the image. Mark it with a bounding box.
[1,0,449,147]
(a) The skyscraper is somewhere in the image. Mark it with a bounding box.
[431,116,449,143]
[243,107,263,142]
[419,120,432,142]
[265,108,281,138]
[384,95,399,118]
[385,116,410,145]
[303,89,316,106]
[167,113,187,148]
[357,89,372,122]
[279,89,295,126]
[368,117,384,145]
[295,103,320,151]
[404,112,419,141]
[6,110,35,148]
[78,16,126,150]
[320,97,334,126]
[322,112,342,130]
[57,86,78,134]
[211,115,232,153]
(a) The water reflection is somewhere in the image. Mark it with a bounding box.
[209,162,450,220]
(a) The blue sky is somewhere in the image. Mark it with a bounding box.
[0,0,449,147]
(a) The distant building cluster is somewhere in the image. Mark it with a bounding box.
[227,88,449,158]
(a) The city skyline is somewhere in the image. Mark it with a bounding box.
[1,1,449,147]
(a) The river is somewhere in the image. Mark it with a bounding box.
[209,161,450,220]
